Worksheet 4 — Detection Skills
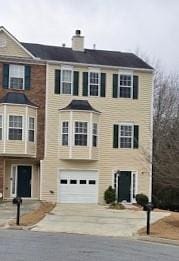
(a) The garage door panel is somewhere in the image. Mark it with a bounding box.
[58,170,98,203]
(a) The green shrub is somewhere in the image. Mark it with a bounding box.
[157,186,179,211]
[136,193,149,207]
[104,186,116,204]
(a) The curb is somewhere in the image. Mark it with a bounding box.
[136,235,179,246]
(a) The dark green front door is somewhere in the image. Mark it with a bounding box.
[17,166,32,197]
[118,171,131,202]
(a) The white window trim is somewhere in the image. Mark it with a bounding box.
[119,123,134,149]
[0,114,3,140]
[61,121,69,146]
[8,114,24,141]
[9,64,25,90]
[60,66,73,95]
[88,69,101,97]
[28,117,35,143]
[118,70,133,98]
[74,121,88,147]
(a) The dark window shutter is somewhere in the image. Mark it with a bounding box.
[100,73,106,97]
[83,72,88,96]
[73,71,79,96]
[3,64,9,89]
[55,70,61,94]
[24,65,31,90]
[133,75,138,99]
[113,124,119,148]
[113,74,118,98]
[133,125,139,148]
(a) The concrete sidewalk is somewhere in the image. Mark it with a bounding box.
[0,200,40,227]
[32,204,169,237]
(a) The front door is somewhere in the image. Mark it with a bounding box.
[17,166,32,197]
[118,171,131,202]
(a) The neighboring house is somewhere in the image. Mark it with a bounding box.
[0,27,46,199]
[0,27,153,204]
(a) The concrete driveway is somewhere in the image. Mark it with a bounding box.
[32,204,169,237]
[0,200,40,227]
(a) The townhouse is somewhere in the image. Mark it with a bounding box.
[0,27,153,204]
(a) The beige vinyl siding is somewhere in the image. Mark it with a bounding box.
[0,31,31,58]
[4,159,40,199]
[41,64,153,203]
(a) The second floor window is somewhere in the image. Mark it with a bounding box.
[62,121,69,146]
[93,123,98,147]
[9,64,24,90]
[28,117,35,142]
[119,74,133,98]
[120,125,133,148]
[89,72,100,96]
[8,115,23,140]
[0,115,2,140]
[61,69,72,94]
[75,122,88,146]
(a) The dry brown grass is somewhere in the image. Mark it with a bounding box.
[139,212,179,240]
[10,201,55,227]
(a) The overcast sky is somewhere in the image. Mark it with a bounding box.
[0,0,179,73]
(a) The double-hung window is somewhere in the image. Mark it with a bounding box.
[119,74,133,98]
[93,123,98,147]
[89,72,100,96]
[9,64,24,90]
[119,124,133,148]
[0,115,2,140]
[74,122,88,146]
[28,117,35,142]
[62,121,69,146]
[8,116,23,140]
[61,69,73,94]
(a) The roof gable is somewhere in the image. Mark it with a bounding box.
[0,26,35,59]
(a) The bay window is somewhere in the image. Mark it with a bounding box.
[0,115,2,140]
[28,117,35,142]
[62,121,69,146]
[93,123,98,147]
[8,116,23,140]
[74,122,88,146]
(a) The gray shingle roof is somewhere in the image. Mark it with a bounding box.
[60,100,100,113]
[0,92,37,107]
[21,42,153,70]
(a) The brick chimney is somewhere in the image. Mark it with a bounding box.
[72,30,84,52]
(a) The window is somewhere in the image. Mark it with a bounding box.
[120,125,133,148]
[61,69,72,94]
[60,179,68,184]
[80,180,87,184]
[70,179,77,184]
[89,72,100,96]
[62,122,69,146]
[89,180,96,185]
[74,122,88,146]
[0,115,2,140]
[93,123,98,147]
[8,116,23,140]
[119,74,132,98]
[9,64,24,89]
[28,117,35,142]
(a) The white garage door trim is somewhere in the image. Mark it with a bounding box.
[57,169,98,203]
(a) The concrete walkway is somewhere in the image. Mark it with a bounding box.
[0,200,40,227]
[32,204,170,237]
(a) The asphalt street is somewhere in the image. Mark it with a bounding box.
[0,230,178,261]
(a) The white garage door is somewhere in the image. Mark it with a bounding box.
[58,170,98,203]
